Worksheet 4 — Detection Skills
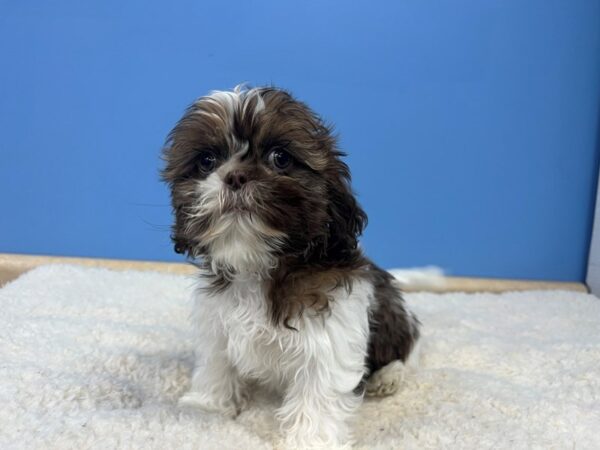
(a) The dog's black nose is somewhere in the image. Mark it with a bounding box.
[224,170,248,191]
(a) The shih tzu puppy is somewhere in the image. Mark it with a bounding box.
[162,86,420,448]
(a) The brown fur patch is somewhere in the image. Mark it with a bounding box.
[267,261,370,329]
[366,268,420,373]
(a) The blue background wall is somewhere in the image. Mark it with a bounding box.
[2,1,600,281]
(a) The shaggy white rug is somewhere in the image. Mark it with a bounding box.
[1,264,599,449]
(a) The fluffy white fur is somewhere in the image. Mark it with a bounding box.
[197,86,265,140]
[180,275,373,448]
[389,266,446,290]
[3,265,600,449]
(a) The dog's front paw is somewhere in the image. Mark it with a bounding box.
[178,392,238,418]
[277,408,354,450]
[278,435,352,450]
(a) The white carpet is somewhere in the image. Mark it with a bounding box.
[1,265,599,449]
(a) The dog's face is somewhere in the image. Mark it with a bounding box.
[162,87,366,275]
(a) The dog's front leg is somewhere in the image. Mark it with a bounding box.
[275,354,364,449]
[178,332,246,418]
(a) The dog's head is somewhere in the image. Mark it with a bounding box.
[162,86,366,276]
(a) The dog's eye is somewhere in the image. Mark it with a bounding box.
[197,150,217,173]
[268,148,292,170]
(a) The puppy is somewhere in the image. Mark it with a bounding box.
[162,86,420,448]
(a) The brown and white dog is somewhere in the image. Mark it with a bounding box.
[162,86,421,448]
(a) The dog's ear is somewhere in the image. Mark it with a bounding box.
[326,156,367,256]
[162,139,195,258]
[170,204,194,257]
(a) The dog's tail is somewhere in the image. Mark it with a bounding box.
[388,266,446,291]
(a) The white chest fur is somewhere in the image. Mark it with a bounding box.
[220,278,292,387]
[193,275,375,393]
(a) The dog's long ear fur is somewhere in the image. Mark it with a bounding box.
[161,125,197,258]
[171,207,192,255]
[325,154,368,258]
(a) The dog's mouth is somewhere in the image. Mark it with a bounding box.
[219,190,256,215]
[223,204,252,214]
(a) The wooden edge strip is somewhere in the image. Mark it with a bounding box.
[0,253,589,293]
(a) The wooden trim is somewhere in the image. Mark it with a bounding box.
[426,275,587,293]
[0,253,589,293]
[0,253,196,287]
